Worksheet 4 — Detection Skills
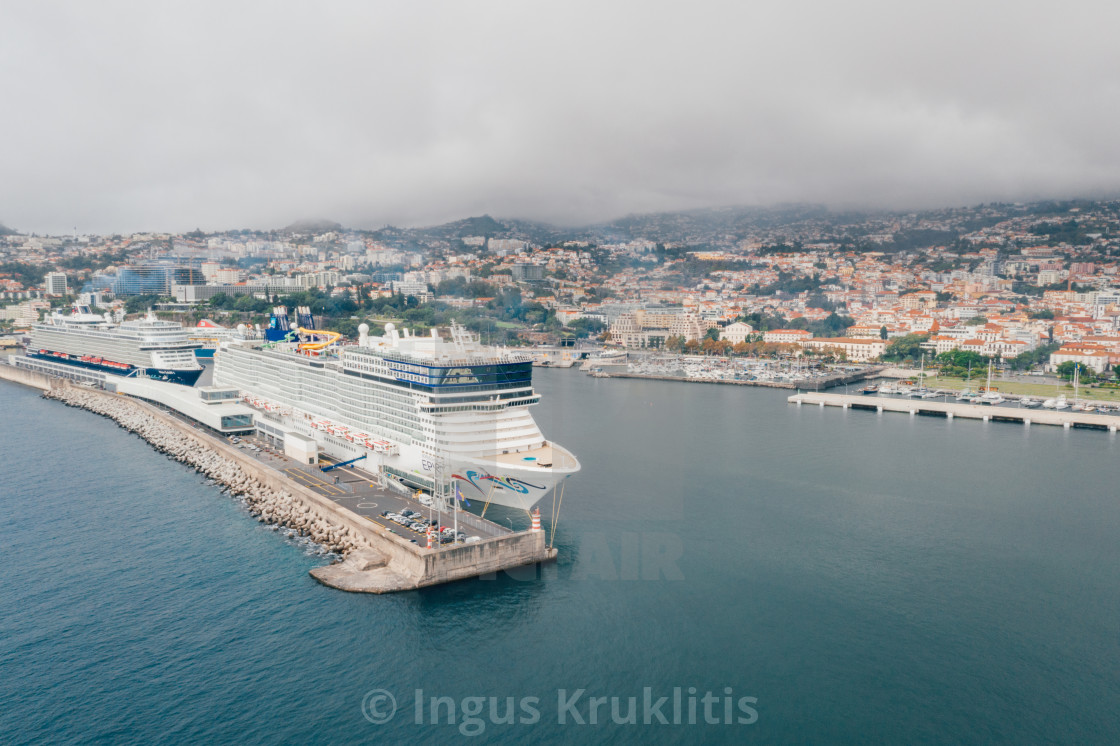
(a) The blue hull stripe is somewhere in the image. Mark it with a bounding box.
[28,352,203,387]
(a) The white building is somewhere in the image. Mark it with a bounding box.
[802,338,887,362]
[609,309,706,348]
[45,272,68,296]
[762,329,813,345]
[719,321,755,345]
[1049,347,1111,374]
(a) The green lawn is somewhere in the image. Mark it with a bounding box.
[922,375,1120,403]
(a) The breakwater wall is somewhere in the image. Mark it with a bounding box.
[20,374,556,593]
[598,368,876,390]
[601,372,797,388]
[0,360,54,391]
[42,383,366,556]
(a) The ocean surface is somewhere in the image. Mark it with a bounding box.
[2,371,1119,744]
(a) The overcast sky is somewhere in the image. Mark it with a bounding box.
[3,1,1119,234]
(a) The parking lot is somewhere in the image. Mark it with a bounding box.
[227,434,510,547]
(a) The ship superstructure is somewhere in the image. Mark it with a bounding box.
[213,321,579,510]
[28,305,203,386]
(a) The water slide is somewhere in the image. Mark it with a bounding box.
[297,327,341,352]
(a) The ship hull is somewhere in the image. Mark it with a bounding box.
[28,351,203,387]
[288,423,576,511]
[449,456,576,511]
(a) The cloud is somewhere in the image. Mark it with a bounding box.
[2,0,1119,233]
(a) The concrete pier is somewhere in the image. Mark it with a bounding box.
[2,364,558,593]
[0,360,53,391]
[789,391,1120,431]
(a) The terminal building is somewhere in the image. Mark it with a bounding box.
[9,354,256,436]
[107,380,256,436]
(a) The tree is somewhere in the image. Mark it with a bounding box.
[935,349,989,377]
[1006,341,1060,371]
[880,333,931,364]
[566,317,605,339]
[936,349,988,369]
[1056,361,1096,381]
[123,294,163,315]
[879,325,888,340]
[704,327,721,342]
[964,316,988,326]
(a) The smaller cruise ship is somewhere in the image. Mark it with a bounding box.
[28,305,203,386]
[189,318,255,358]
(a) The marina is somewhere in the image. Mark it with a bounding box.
[590,352,877,389]
[789,390,1120,431]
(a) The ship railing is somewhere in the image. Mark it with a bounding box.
[354,350,531,367]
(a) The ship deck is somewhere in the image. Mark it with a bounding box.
[488,442,577,470]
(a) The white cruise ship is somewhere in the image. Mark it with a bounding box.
[213,321,580,511]
[189,318,259,359]
[28,305,204,386]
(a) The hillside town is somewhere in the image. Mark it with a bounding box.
[3,199,1120,377]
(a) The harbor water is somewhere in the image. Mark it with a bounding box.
[1,370,1119,743]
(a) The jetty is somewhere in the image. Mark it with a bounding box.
[0,361,558,593]
[789,391,1120,432]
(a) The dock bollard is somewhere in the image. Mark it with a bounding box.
[531,508,542,532]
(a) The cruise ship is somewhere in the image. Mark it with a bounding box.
[189,318,255,358]
[28,305,204,386]
[213,320,580,511]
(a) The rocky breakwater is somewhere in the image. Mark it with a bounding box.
[43,384,367,558]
